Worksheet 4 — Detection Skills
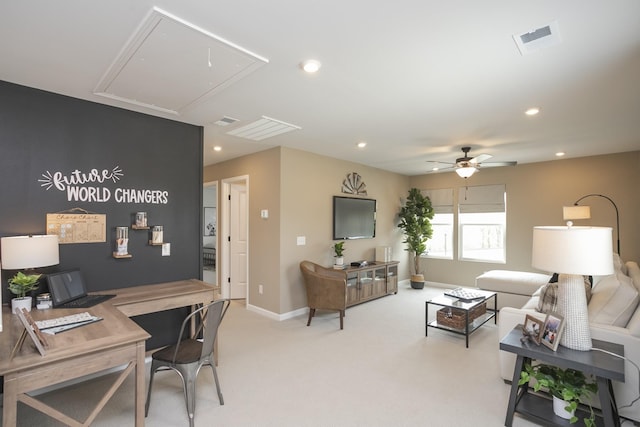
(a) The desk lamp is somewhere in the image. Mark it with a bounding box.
[532,226,613,351]
[1,235,60,314]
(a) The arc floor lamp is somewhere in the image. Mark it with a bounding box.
[563,193,620,255]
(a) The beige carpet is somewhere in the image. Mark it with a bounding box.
[1,283,610,426]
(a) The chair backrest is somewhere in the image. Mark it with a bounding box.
[172,299,230,363]
[299,261,347,309]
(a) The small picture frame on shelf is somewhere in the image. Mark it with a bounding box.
[541,312,565,351]
[522,314,544,345]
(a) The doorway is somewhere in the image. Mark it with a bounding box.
[221,176,249,302]
[202,182,217,286]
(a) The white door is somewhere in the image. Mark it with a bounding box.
[229,183,248,299]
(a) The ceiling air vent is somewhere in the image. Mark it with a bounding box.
[227,116,301,141]
[513,21,561,55]
[214,116,239,126]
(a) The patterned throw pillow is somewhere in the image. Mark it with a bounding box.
[536,277,592,314]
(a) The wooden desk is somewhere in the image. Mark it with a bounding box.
[0,303,149,427]
[98,279,220,317]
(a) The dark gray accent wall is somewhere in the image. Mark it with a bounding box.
[0,80,203,349]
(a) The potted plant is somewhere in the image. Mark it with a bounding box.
[397,188,434,289]
[518,363,597,426]
[333,241,345,266]
[8,271,42,313]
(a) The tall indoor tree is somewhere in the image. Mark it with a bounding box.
[397,188,434,289]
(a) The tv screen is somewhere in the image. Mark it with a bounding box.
[333,196,376,240]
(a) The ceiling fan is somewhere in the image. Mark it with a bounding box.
[426,146,517,178]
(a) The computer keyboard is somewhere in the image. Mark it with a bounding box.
[35,312,98,330]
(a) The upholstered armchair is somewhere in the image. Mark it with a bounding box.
[300,260,347,329]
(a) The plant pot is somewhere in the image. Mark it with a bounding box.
[334,256,344,266]
[11,297,33,314]
[410,274,425,289]
[552,395,575,420]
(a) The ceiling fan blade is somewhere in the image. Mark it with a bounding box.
[425,160,455,165]
[426,165,454,173]
[470,153,492,164]
[479,161,517,168]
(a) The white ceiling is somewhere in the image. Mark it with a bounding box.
[2,1,639,176]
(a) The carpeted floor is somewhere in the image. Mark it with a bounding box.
[3,282,630,426]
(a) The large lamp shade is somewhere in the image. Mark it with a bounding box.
[531,226,613,350]
[1,235,60,269]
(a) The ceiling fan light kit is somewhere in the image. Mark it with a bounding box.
[426,146,517,178]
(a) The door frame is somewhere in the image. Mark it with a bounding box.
[220,175,249,303]
[202,180,218,286]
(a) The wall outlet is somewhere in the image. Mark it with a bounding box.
[258,284,264,294]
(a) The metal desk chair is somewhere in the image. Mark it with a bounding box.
[145,299,230,427]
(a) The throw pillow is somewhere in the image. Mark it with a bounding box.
[536,278,592,314]
[589,272,640,327]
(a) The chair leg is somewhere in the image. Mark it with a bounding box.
[145,362,157,417]
[208,363,225,405]
[339,310,344,330]
[181,365,198,427]
[307,308,315,326]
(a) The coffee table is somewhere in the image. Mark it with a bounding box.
[425,288,497,348]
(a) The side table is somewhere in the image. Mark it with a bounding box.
[500,325,625,427]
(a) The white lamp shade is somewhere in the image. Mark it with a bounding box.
[0,235,60,269]
[455,166,477,178]
[532,226,613,276]
[563,205,591,220]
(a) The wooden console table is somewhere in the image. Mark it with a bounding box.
[0,303,149,427]
[500,325,625,427]
[341,261,399,307]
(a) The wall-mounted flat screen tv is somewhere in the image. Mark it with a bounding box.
[333,196,376,240]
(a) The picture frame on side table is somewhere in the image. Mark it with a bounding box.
[541,312,565,351]
[522,314,544,345]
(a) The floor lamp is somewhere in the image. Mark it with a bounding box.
[563,194,620,255]
[532,226,614,351]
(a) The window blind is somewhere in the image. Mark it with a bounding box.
[422,188,453,214]
[458,184,506,213]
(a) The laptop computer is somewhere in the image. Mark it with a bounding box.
[47,270,115,309]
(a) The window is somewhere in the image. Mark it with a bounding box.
[458,185,506,263]
[426,212,454,259]
[422,188,453,259]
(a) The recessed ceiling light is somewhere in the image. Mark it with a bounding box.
[555,151,565,157]
[357,141,367,148]
[525,107,540,116]
[301,59,321,73]
[213,146,222,152]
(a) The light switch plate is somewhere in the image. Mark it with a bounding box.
[162,243,170,256]
[296,236,306,245]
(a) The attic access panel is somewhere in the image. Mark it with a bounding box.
[94,7,268,115]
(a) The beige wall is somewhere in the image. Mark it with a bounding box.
[203,147,282,313]
[204,146,410,315]
[410,151,640,288]
[280,147,411,313]
[205,147,639,315]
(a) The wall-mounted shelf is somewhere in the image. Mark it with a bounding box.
[148,241,164,246]
[131,225,150,230]
[113,253,132,259]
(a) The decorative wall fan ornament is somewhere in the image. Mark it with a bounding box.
[342,172,367,196]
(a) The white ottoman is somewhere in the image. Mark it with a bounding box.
[475,270,551,310]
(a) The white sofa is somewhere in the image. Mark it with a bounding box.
[497,256,640,423]
[476,269,551,310]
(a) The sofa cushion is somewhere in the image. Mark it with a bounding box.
[536,278,592,314]
[475,270,551,296]
[588,272,639,327]
[626,261,640,292]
